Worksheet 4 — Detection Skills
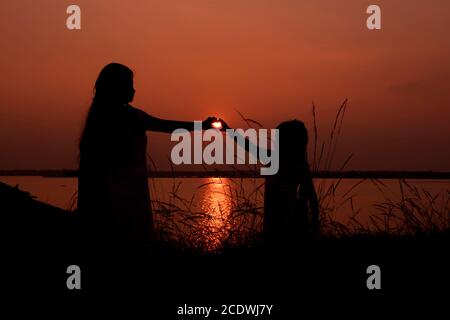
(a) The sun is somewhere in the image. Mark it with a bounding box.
[211,120,222,129]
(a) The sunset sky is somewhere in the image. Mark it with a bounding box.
[1,0,449,171]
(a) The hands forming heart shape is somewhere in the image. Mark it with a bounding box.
[202,117,231,131]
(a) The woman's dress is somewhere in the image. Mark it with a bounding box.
[77,105,153,255]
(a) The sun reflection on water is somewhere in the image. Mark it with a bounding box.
[196,177,233,251]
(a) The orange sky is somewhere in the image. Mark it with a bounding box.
[1,0,449,170]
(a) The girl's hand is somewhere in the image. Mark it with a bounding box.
[216,118,231,131]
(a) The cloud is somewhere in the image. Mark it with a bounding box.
[387,72,450,96]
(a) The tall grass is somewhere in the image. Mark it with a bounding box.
[372,180,450,235]
[148,163,265,252]
[308,99,449,238]
[149,176,264,252]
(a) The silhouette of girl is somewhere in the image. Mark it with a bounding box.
[77,63,216,255]
[263,120,319,247]
[219,119,319,248]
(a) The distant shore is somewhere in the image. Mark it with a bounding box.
[1,169,450,179]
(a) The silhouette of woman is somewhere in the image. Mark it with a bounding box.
[77,63,216,255]
[218,119,319,248]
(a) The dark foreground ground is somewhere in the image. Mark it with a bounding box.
[2,182,449,316]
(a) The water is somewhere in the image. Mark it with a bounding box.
[1,176,449,250]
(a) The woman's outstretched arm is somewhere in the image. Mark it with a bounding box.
[133,106,216,133]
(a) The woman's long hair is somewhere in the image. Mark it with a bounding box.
[79,63,134,161]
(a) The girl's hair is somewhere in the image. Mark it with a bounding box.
[79,63,134,159]
[276,120,309,171]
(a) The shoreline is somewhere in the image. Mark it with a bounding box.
[1,169,450,179]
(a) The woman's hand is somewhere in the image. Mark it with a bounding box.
[201,116,231,131]
[202,116,218,130]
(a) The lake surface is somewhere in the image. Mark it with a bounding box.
[1,176,449,250]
